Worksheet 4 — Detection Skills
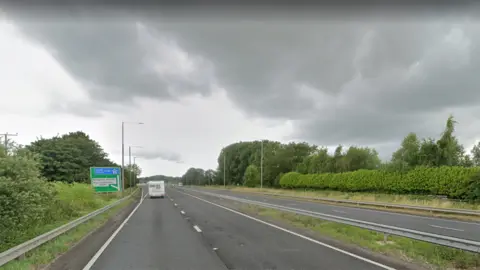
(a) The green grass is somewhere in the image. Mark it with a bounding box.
[240,204,480,270]
[206,185,480,211]
[0,197,135,270]
[1,182,137,253]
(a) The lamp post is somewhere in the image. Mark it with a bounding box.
[129,146,143,188]
[122,121,143,193]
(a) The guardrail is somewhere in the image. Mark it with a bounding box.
[182,188,480,253]
[0,189,140,267]
[202,187,480,216]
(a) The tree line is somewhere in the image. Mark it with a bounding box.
[173,115,480,200]
[18,131,142,187]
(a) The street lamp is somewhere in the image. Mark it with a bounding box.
[129,145,143,188]
[122,121,144,193]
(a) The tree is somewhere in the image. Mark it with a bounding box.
[343,146,381,171]
[204,169,216,185]
[26,131,121,183]
[418,138,439,166]
[244,165,260,187]
[436,115,463,166]
[182,167,206,185]
[471,142,480,166]
[391,132,421,169]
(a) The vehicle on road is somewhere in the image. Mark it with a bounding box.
[148,180,165,198]
[178,182,183,187]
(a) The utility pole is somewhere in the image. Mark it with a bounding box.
[121,122,125,194]
[121,121,144,194]
[223,154,226,187]
[1,132,18,155]
[261,140,264,189]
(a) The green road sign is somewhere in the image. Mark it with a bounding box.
[90,167,121,193]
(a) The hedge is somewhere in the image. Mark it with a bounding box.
[279,166,480,199]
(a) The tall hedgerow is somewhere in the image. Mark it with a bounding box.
[279,166,480,199]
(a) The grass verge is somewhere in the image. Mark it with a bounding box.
[0,196,136,270]
[201,186,480,221]
[239,204,480,270]
[208,186,480,210]
[1,183,137,253]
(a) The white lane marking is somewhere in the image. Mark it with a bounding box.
[222,193,480,226]
[429,225,465,232]
[177,190,396,270]
[83,194,145,270]
[193,225,202,232]
[181,210,186,215]
[174,203,178,207]
[333,210,347,214]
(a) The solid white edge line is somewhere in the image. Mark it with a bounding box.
[178,190,396,270]
[82,192,145,270]
[193,225,202,232]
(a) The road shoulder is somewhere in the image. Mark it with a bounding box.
[46,197,139,270]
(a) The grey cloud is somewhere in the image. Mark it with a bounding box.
[151,17,480,148]
[9,10,480,156]
[9,14,215,115]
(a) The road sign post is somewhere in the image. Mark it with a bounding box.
[90,167,121,193]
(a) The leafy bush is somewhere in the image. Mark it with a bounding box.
[464,171,480,202]
[0,147,56,250]
[244,165,260,187]
[279,166,480,199]
[0,146,118,252]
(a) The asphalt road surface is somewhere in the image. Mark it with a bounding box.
[187,187,480,242]
[84,187,397,270]
[87,188,227,270]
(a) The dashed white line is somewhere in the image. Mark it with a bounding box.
[429,224,465,232]
[177,189,396,270]
[181,210,186,215]
[193,225,202,232]
[174,203,178,207]
[332,210,347,214]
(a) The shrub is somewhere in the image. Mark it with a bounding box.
[0,148,56,250]
[244,165,260,188]
[279,166,480,199]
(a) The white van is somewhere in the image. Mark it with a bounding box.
[148,181,165,198]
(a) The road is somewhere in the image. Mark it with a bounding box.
[86,188,227,270]
[84,187,399,270]
[187,187,480,242]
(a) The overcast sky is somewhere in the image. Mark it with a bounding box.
[1,7,480,177]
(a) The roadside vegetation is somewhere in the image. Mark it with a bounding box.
[143,114,480,268]
[239,204,480,270]
[0,131,142,255]
[150,115,480,204]
[207,185,480,211]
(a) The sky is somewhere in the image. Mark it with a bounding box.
[1,6,480,177]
